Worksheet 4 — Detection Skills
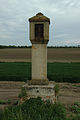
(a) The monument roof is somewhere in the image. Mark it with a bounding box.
[29,12,50,24]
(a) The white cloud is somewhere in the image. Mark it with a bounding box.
[0,0,80,46]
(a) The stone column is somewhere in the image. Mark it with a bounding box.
[23,13,55,103]
[31,44,48,85]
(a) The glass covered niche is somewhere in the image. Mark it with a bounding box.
[35,24,44,39]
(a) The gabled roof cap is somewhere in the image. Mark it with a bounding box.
[29,12,50,24]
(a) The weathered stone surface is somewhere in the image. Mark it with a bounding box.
[26,13,55,103]
[29,12,50,24]
[29,22,49,44]
[32,44,47,83]
[23,81,55,103]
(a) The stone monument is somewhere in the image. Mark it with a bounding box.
[23,12,55,103]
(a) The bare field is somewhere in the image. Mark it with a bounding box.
[0,48,80,62]
[0,81,80,109]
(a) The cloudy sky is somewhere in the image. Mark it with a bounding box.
[0,0,80,46]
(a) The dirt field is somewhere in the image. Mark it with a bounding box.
[0,81,80,109]
[0,48,80,62]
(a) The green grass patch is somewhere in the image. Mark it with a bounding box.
[0,98,80,120]
[0,62,31,81]
[0,100,11,104]
[70,102,80,114]
[72,84,80,87]
[0,98,67,120]
[0,62,80,83]
[47,62,80,83]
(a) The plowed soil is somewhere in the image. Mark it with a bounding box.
[0,48,80,62]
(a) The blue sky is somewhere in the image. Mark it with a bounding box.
[0,0,80,46]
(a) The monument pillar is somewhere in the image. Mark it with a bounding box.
[23,13,55,103]
[29,12,50,85]
[32,44,47,84]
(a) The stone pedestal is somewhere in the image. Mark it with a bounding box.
[23,81,55,103]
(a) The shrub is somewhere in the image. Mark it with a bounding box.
[70,102,80,114]
[18,87,27,98]
[0,98,68,120]
[70,114,80,120]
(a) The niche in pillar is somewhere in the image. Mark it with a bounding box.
[35,24,44,42]
[29,12,50,44]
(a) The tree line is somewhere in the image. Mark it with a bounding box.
[0,45,80,48]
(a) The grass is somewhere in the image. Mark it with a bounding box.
[18,87,27,98]
[0,100,11,104]
[0,97,68,120]
[70,102,80,114]
[47,62,80,83]
[0,62,31,81]
[72,84,80,87]
[0,62,80,83]
[0,98,80,120]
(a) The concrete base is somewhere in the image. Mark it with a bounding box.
[23,81,55,103]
